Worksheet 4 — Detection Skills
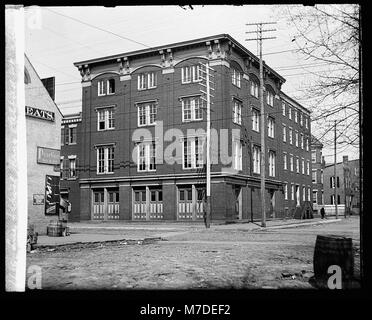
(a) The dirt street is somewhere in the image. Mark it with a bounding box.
[26,217,360,290]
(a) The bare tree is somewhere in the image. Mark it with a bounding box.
[276,4,360,151]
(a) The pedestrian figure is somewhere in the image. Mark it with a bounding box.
[320,207,325,219]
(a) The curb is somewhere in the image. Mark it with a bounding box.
[255,219,343,231]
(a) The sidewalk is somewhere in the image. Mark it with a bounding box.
[34,217,343,248]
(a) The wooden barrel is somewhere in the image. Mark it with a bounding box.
[47,220,63,237]
[313,235,354,281]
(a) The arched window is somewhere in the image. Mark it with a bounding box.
[24,68,31,84]
[250,76,259,98]
[266,86,275,107]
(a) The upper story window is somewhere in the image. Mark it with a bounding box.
[233,100,242,125]
[98,79,115,96]
[137,141,156,172]
[282,102,286,116]
[233,139,243,171]
[137,101,157,127]
[300,113,303,126]
[250,80,259,98]
[295,131,299,147]
[96,145,114,174]
[268,117,275,138]
[138,72,157,90]
[311,151,316,163]
[181,65,201,84]
[296,157,300,173]
[307,160,310,175]
[289,127,293,145]
[284,183,288,200]
[283,153,287,170]
[282,125,287,142]
[305,137,309,151]
[97,107,115,131]
[183,136,204,169]
[266,89,274,107]
[268,151,276,177]
[305,117,309,129]
[312,170,317,183]
[68,126,77,144]
[300,133,304,149]
[181,96,203,122]
[302,158,305,175]
[288,106,292,120]
[294,110,298,123]
[232,69,241,88]
[253,146,261,174]
[252,109,259,132]
[61,127,65,146]
[290,154,294,172]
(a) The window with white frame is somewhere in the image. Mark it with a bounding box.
[96,145,114,174]
[182,96,203,122]
[233,100,242,125]
[294,110,298,123]
[300,134,304,149]
[302,186,306,201]
[137,102,157,126]
[284,183,288,200]
[296,157,299,173]
[283,153,287,170]
[305,137,309,151]
[283,125,286,142]
[232,68,241,88]
[300,113,303,126]
[305,117,308,129]
[181,65,200,84]
[311,151,316,163]
[290,155,294,172]
[312,170,317,183]
[320,170,324,183]
[250,80,259,98]
[253,146,261,174]
[233,139,242,171]
[68,156,77,178]
[312,190,318,204]
[137,141,156,172]
[291,184,294,200]
[295,131,299,147]
[268,151,276,177]
[97,107,115,131]
[307,161,310,175]
[330,176,335,188]
[268,117,275,138]
[266,90,274,107]
[288,106,292,120]
[301,158,305,175]
[183,136,204,169]
[137,72,157,90]
[252,109,259,132]
[98,79,115,96]
[289,128,293,144]
[308,187,311,201]
[282,102,286,116]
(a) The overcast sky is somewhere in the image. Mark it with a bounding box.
[23,5,359,162]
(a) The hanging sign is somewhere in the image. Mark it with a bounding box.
[37,147,60,165]
[25,106,55,122]
[45,175,60,216]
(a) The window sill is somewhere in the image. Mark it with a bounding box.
[138,123,156,127]
[98,128,115,132]
[67,177,77,180]
[138,87,157,91]
[182,119,203,123]
[107,92,115,96]
[97,172,115,175]
[137,170,157,173]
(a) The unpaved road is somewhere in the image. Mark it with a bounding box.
[26,217,360,290]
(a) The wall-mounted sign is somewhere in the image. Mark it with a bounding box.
[25,106,55,122]
[45,175,60,216]
[37,147,60,165]
[33,194,45,205]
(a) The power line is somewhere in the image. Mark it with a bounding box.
[44,8,151,49]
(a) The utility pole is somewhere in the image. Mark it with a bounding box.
[246,22,276,228]
[199,62,214,229]
[334,120,338,219]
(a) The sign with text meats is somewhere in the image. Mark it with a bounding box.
[45,175,60,216]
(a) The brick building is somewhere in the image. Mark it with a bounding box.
[310,135,325,213]
[25,55,63,234]
[323,156,360,215]
[60,112,82,221]
[68,34,312,222]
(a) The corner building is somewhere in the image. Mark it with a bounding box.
[73,34,312,222]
